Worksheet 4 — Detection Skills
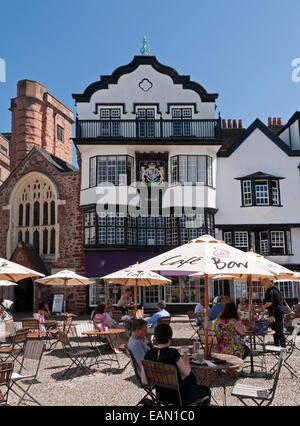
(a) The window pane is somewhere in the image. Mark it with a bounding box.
[197,156,207,185]
[90,157,97,187]
[271,231,285,255]
[271,180,279,205]
[255,180,269,205]
[234,231,248,251]
[243,180,252,206]
[187,156,197,183]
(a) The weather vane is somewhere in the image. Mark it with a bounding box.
[140,36,150,56]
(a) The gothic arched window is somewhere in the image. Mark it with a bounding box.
[14,174,59,259]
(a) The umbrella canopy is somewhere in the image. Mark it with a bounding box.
[132,234,291,383]
[133,235,289,278]
[0,258,45,282]
[102,267,171,312]
[36,270,95,312]
[0,280,18,287]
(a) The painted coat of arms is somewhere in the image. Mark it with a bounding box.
[140,161,165,185]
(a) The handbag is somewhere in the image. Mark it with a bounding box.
[253,320,270,335]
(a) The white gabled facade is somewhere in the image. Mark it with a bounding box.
[72,54,300,310]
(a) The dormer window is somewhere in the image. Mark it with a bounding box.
[172,108,192,137]
[99,108,121,137]
[237,172,283,207]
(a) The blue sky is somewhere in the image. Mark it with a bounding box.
[0,0,299,166]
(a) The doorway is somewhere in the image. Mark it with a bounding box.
[14,278,33,313]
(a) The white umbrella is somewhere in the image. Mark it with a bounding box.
[36,270,95,312]
[132,234,289,378]
[0,281,18,287]
[0,258,45,282]
[102,266,171,313]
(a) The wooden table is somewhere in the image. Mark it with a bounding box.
[82,329,126,370]
[190,353,244,406]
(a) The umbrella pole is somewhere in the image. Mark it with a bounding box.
[64,279,67,313]
[248,275,254,374]
[134,281,138,314]
[204,274,209,386]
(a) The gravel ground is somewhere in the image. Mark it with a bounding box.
[5,315,300,406]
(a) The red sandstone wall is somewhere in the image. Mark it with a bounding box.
[10,80,74,171]
[0,150,86,313]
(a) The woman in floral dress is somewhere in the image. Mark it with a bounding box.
[213,302,249,360]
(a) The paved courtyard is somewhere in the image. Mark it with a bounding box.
[6,314,300,406]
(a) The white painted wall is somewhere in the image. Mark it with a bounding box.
[216,128,300,225]
[76,65,215,120]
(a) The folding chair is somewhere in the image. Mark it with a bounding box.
[231,349,286,406]
[21,318,46,340]
[10,340,45,406]
[142,360,210,406]
[112,310,123,322]
[48,314,74,350]
[0,328,29,369]
[265,323,300,379]
[0,362,13,406]
[126,346,158,406]
[187,311,199,340]
[56,330,95,378]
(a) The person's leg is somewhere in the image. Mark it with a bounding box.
[276,313,286,348]
[242,344,250,360]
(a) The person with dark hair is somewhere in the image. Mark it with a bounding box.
[143,324,211,406]
[144,300,170,330]
[127,319,150,374]
[38,301,51,319]
[213,302,249,360]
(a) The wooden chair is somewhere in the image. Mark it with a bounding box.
[112,310,123,322]
[231,350,286,406]
[56,330,95,378]
[187,311,199,340]
[48,314,74,350]
[21,318,46,340]
[0,329,29,369]
[0,362,13,406]
[142,360,210,406]
[125,346,157,406]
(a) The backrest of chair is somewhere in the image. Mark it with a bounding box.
[24,340,45,360]
[0,362,13,385]
[290,324,300,346]
[157,316,171,326]
[187,310,196,320]
[57,330,70,347]
[142,360,181,404]
[64,315,73,333]
[113,310,123,322]
[22,318,40,332]
[15,328,29,343]
[75,323,95,338]
[126,346,142,386]
[270,350,286,396]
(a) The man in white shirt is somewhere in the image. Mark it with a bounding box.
[194,296,206,315]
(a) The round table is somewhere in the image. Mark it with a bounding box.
[190,353,244,406]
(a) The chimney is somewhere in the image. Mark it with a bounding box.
[268,117,272,126]
[238,119,243,129]
[277,117,282,125]
[273,117,277,126]
[222,119,227,129]
[233,119,237,129]
[227,119,232,129]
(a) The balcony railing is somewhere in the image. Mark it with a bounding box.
[76,118,222,141]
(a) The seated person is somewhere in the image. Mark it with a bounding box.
[127,319,150,375]
[94,303,128,351]
[144,301,170,330]
[213,302,249,360]
[38,301,51,319]
[194,296,205,315]
[117,289,133,314]
[104,302,118,327]
[142,324,211,406]
[208,296,226,321]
